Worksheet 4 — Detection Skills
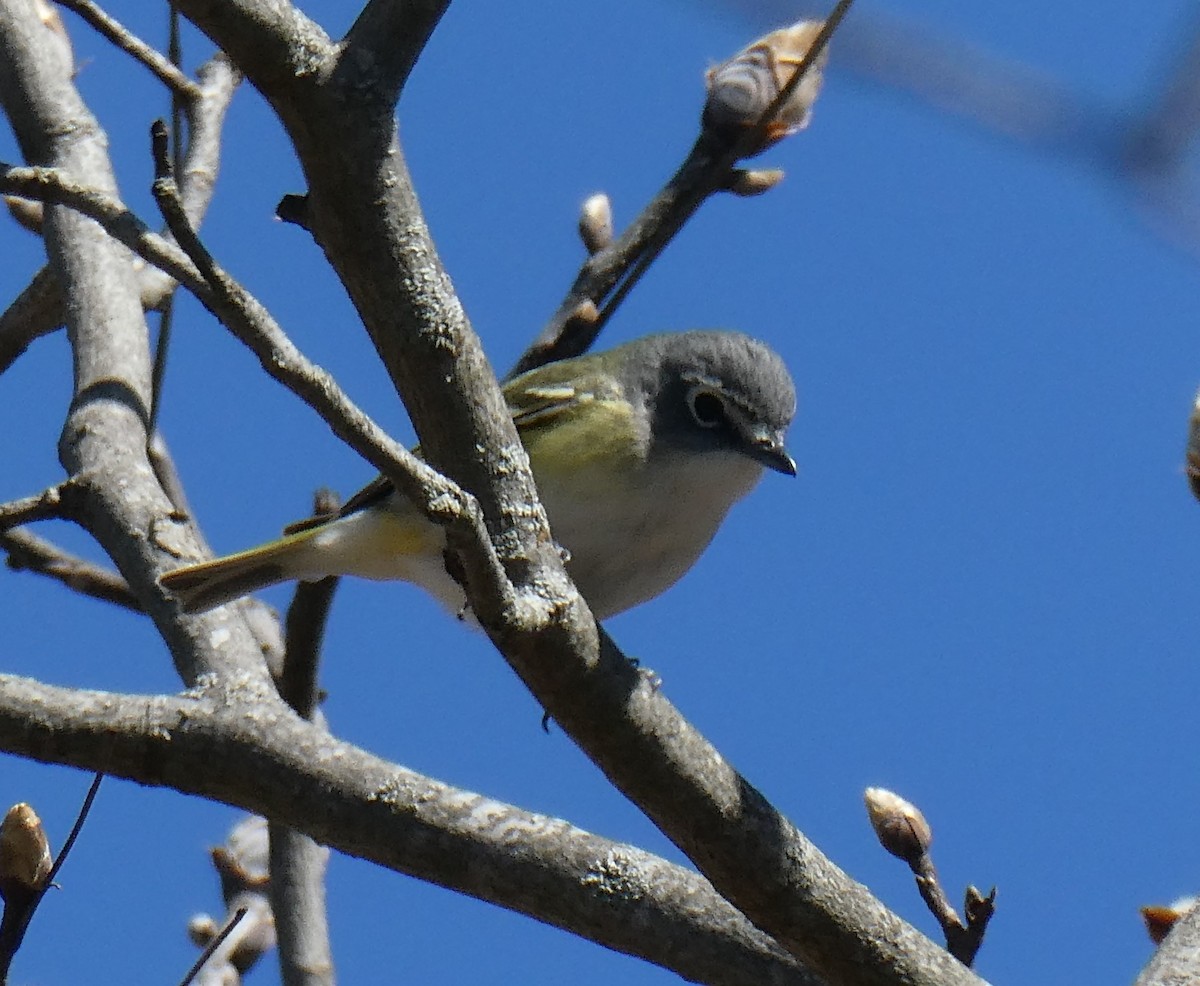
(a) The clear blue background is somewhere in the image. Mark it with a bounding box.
[3,2,1198,983]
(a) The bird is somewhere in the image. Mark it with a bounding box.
[159,330,797,620]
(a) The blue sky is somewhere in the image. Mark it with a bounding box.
[4,2,1200,983]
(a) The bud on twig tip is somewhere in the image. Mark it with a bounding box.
[578,193,614,254]
[565,299,600,331]
[0,802,53,902]
[864,787,933,865]
[703,20,829,157]
[188,914,220,945]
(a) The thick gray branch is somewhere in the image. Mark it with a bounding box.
[0,674,818,986]
[173,0,579,639]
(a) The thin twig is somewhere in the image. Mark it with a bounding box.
[864,788,994,967]
[146,15,185,507]
[0,267,62,377]
[45,773,102,890]
[912,857,995,966]
[141,124,511,604]
[265,490,339,986]
[150,293,175,433]
[148,5,185,434]
[178,907,249,986]
[0,486,66,529]
[0,56,237,380]
[0,774,102,983]
[54,0,200,99]
[147,428,193,518]
[0,163,206,292]
[510,0,854,377]
[0,158,480,561]
[150,121,222,282]
[278,489,340,718]
[2,528,142,611]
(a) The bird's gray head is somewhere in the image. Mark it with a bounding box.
[625,331,797,475]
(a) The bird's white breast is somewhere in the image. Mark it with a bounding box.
[538,449,765,619]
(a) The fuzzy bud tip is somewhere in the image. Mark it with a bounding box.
[864,787,933,865]
[578,193,614,254]
[0,802,52,902]
[703,20,829,156]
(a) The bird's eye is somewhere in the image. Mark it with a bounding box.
[688,388,726,428]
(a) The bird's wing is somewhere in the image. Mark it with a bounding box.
[507,362,625,429]
[281,367,622,534]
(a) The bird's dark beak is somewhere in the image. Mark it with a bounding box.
[744,426,797,477]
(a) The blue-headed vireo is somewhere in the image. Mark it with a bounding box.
[159,330,797,618]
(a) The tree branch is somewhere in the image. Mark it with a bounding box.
[139,53,241,304]
[0,486,66,528]
[0,674,818,986]
[0,0,268,687]
[1,527,141,611]
[269,498,339,986]
[185,817,274,985]
[510,10,846,378]
[54,0,200,99]
[338,0,450,107]
[0,157,516,627]
[725,0,1200,260]
[166,5,984,983]
[0,53,236,379]
[175,0,575,630]
[0,266,60,377]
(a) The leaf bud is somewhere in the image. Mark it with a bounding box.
[864,787,933,866]
[726,168,786,197]
[0,802,52,903]
[703,21,828,155]
[578,193,614,254]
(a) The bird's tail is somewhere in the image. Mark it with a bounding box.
[159,504,448,614]
[159,527,326,614]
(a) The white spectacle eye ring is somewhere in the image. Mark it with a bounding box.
[687,386,727,428]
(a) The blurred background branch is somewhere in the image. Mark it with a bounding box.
[714,0,1200,252]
